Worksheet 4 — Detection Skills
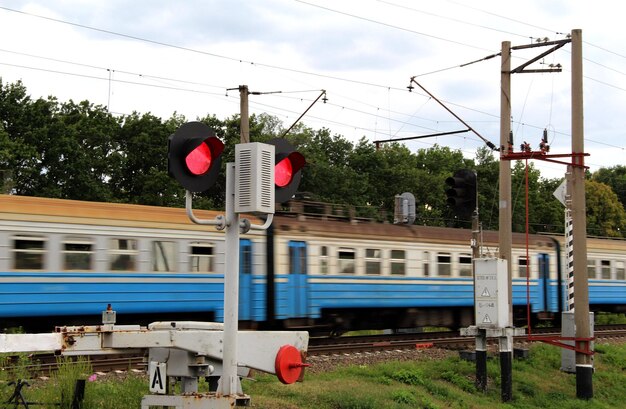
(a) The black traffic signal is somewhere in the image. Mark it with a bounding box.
[445,169,477,219]
[267,138,306,203]
[168,122,224,192]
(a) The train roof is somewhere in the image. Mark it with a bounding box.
[0,194,260,232]
[272,212,556,249]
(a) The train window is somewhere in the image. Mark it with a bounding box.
[63,237,93,271]
[601,260,611,280]
[587,259,596,279]
[190,242,214,273]
[109,238,138,271]
[338,248,355,274]
[152,241,177,272]
[390,250,405,275]
[437,253,451,276]
[423,252,430,277]
[459,255,472,277]
[365,249,381,275]
[616,261,625,280]
[12,235,46,270]
[320,246,329,274]
[518,257,528,278]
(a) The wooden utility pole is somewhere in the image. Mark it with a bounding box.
[499,41,513,324]
[240,85,250,143]
[570,29,593,399]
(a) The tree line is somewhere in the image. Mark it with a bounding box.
[2,78,626,237]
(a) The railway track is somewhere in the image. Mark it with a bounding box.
[2,325,625,377]
[308,325,626,355]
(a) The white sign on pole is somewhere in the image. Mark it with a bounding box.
[149,362,167,394]
[553,179,567,206]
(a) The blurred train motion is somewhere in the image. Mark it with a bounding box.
[1,194,625,333]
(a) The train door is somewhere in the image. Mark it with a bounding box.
[239,239,254,320]
[288,241,308,317]
[537,253,550,312]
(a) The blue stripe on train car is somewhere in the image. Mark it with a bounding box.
[512,279,543,312]
[307,277,475,316]
[588,280,626,305]
[0,272,226,320]
[274,274,549,319]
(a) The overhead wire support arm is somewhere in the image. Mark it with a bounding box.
[409,78,498,151]
[373,129,470,148]
[510,39,571,74]
[280,90,327,138]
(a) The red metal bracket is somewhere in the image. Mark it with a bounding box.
[527,335,595,355]
[500,150,589,169]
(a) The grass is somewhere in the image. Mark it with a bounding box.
[244,342,626,409]
[1,342,625,408]
[595,312,626,325]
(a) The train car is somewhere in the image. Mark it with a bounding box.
[269,211,561,333]
[269,206,626,333]
[1,194,624,333]
[0,194,267,330]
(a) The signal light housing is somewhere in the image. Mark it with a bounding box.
[445,169,477,219]
[267,138,306,203]
[168,121,224,192]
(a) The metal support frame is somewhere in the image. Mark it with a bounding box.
[500,151,589,168]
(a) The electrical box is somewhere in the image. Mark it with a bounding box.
[560,311,594,373]
[474,258,510,328]
[394,192,416,224]
[235,142,275,214]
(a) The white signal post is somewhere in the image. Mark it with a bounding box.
[220,162,242,396]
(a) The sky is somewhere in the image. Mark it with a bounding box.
[0,0,624,180]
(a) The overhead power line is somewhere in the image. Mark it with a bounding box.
[294,0,493,52]
[0,4,623,159]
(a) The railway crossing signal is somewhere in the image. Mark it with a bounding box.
[267,138,306,203]
[445,169,477,219]
[168,121,224,192]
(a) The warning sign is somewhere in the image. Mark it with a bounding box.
[149,362,167,394]
[474,258,509,328]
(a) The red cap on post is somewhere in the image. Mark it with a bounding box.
[274,344,310,384]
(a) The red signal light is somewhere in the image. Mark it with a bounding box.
[275,152,305,187]
[168,122,225,192]
[186,142,213,175]
[275,157,293,188]
[267,139,306,203]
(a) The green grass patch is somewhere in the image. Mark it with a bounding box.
[1,343,625,408]
[595,312,626,325]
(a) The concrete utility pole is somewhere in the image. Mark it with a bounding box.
[499,41,513,324]
[570,29,593,399]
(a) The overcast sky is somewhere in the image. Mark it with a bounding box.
[1,0,624,180]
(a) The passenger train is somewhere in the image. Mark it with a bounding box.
[0,194,624,333]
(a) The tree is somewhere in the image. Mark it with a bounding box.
[474,147,499,231]
[535,177,567,233]
[0,79,40,196]
[111,111,180,206]
[585,180,626,237]
[592,166,626,209]
[297,128,369,206]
